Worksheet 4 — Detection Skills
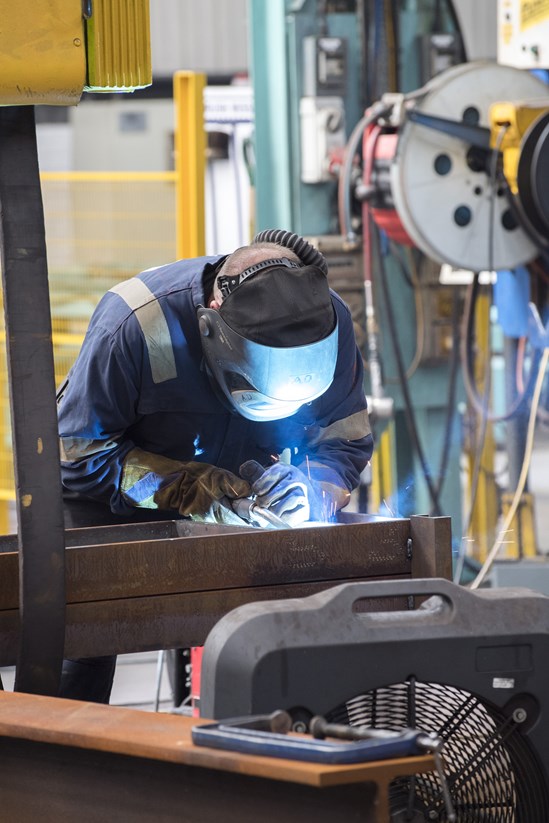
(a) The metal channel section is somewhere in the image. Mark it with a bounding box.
[0,692,436,823]
[0,513,451,666]
[0,107,66,696]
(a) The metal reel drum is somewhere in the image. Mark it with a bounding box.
[391,61,549,271]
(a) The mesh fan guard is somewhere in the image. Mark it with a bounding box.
[325,680,548,822]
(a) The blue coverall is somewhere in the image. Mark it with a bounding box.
[58,256,373,514]
[56,255,373,701]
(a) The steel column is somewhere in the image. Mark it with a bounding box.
[248,0,294,231]
[0,106,66,696]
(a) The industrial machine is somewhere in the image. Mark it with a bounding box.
[351,57,549,572]
[360,61,549,271]
[201,577,549,821]
[249,1,549,575]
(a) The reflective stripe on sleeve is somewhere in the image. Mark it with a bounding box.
[306,408,371,446]
[59,436,118,463]
[109,278,177,384]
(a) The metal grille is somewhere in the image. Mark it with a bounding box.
[327,680,548,822]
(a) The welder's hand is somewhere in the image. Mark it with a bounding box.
[121,448,251,525]
[155,462,252,525]
[247,463,321,527]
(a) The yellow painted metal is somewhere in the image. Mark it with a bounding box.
[464,292,498,562]
[174,71,207,259]
[369,423,396,514]
[490,101,549,194]
[41,172,176,183]
[500,491,538,558]
[85,0,152,91]
[0,502,11,535]
[0,0,86,105]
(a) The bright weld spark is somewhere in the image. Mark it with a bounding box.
[382,498,396,516]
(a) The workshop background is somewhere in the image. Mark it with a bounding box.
[5,3,549,821]
[2,1,548,552]
[2,0,549,713]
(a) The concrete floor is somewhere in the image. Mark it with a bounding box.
[0,651,177,711]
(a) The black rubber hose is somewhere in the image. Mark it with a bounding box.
[434,286,461,500]
[461,275,539,423]
[252,229,328,274]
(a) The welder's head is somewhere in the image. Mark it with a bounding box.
[198,245,338,421]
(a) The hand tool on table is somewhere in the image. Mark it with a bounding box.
[310,715,456,821]
[192,712,456,821]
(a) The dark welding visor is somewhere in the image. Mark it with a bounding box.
[198,307,338,421]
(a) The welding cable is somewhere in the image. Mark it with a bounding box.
[460,124,538,424]
[384,0,398,93]
[447,0,468,61]
[470,347,549,589]
[387,242,425,380]
[370,0,382,102]
[460,278,538,424]
[526,259,549,426]
[457,130,508,573]
[433,285,461,502]
[338,79,445,242]
[460,276,493,513]
[384,242,460,506]
[453,365,491,584]
[374,226,443,516]
[356,0,370,107]
[337,101,393,241]
[388,238,415,288]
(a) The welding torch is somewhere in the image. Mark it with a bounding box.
[231,459,289,530]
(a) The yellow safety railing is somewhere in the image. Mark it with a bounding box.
[0,171,179,520]
[0,72,209,532]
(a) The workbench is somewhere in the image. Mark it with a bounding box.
[0,690,436,823]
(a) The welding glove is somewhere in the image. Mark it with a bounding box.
[244,461,353,527]
[121,447,251,526]
[245,463,324,527]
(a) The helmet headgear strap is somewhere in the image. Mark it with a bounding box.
[217,257,301,299]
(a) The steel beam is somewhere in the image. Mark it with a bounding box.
[0,106,66,696]
[0,690,436,823]
[0,515,451,665]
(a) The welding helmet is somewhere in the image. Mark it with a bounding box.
[198,257,338,422]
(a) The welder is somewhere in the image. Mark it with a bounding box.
[56,229,373,702]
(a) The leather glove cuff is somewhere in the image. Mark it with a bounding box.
[121,447,250,518]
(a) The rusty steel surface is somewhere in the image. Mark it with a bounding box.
[0,690,436,823]
[0,514,452,665]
